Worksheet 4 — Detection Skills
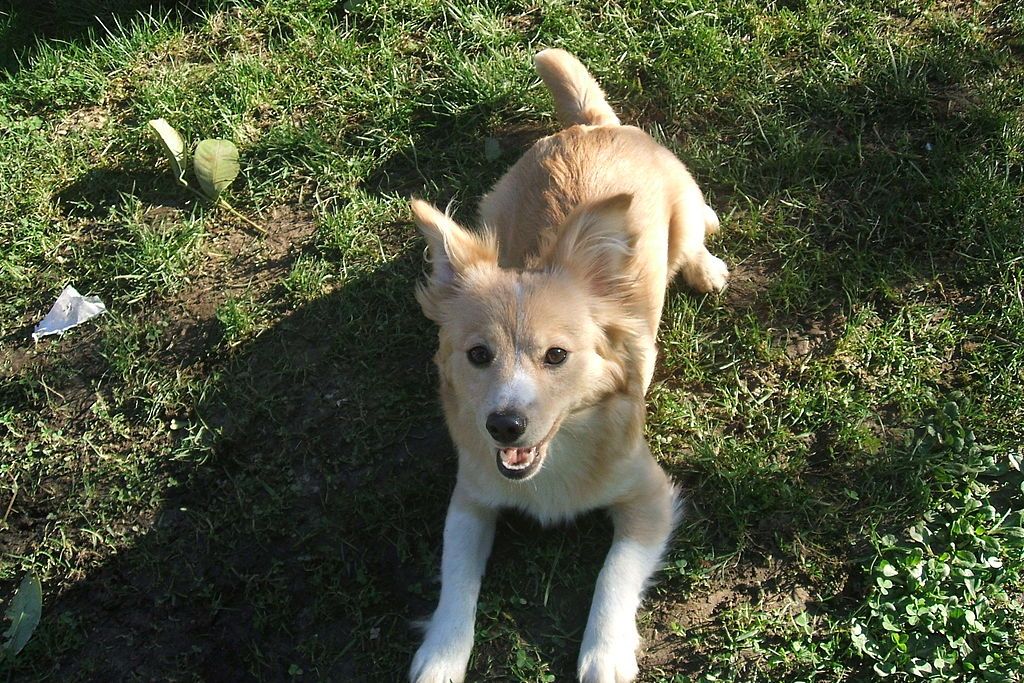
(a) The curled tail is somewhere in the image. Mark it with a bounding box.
[534,48,620,127]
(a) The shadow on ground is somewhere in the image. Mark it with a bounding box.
[0,0,209,74]
[54,167,189,219]
[5,248,453,680]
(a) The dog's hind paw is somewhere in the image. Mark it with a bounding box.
[682,250,729,294]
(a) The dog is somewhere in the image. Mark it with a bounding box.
[409,48,728,683]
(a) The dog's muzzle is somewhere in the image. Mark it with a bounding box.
[496,444,543,480]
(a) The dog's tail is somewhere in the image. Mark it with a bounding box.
[534,49,620,127]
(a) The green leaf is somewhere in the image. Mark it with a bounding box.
[874,661,896,677]
[908,524,930,544]
[148,118,187,181]
[2,573,42,660]
[909,658,933,675]
[851,623,869,652]
[193,139,240,200]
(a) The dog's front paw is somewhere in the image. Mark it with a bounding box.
[683,251,730,294]
[410,629,473,683]
[577,643,639,683]
[577,626,640,683]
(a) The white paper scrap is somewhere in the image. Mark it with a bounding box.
[32,285,107,341]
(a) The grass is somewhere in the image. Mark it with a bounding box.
[1,0,1023,680]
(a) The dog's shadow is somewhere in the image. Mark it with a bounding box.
[16,249,457,680]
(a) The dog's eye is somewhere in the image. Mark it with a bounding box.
[467,345,493,366]
[544,347,568,365]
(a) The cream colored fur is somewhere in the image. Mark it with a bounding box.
[409,48,727,683]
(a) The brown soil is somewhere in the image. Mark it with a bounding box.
[54,105,109,136]
[773,311,847,363]
[151,205,318,367]
[642,562,817,676]
[0,205,317,402]
[723,258,773,313]
[0,203,317,597]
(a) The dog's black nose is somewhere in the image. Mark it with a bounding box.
[486,411,527,444]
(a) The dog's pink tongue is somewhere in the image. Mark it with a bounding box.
[500,447,531,466]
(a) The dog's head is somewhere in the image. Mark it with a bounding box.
[413,195,645,481]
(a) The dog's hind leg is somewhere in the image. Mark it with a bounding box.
[411,489,497,683]
[578,458,680,683]
[667,183,729,294]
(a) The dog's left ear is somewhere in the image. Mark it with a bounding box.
[411,199,498,319]
[540,193,636,296]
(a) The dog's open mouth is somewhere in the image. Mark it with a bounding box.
[496,443,546,480]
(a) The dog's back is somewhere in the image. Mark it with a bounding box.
[479,49,726,347]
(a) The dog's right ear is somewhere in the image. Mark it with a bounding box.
[411,199,497,320]
[538,193,636,298]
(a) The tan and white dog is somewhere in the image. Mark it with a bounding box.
[409,49,728,683]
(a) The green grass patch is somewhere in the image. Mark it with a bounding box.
[1,0,1022,681]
